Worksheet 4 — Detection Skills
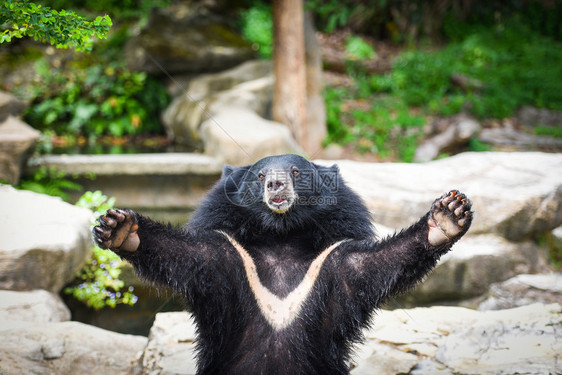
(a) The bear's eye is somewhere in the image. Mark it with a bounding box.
[258,172,265,180]
[291,167,300,176]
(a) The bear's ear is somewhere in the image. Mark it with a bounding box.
[329,164,339,173]
[222,165,235,178]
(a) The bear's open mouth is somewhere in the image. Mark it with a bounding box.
[266,195,293,213]
[271,197,287,205]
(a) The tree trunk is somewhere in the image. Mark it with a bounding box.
[304,11,327,157]
[273,0,308,154]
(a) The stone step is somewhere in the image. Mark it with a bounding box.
[28,152,223,176]
[26,153,223,210]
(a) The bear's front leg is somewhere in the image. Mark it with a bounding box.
[93,209,140,252]
[427,190,472,246]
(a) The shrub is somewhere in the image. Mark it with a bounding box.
[17,167,82,200]
[25,58,169,140]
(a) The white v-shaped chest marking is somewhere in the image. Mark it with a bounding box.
[218,231,348,331]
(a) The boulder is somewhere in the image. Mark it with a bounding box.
[161,60,274,148]
[0,321,147,375]
[352,303,562,375]
[0,90,27,122]
[397,234,547,305]
[478,273,562,310]
[201,107,305,166]
[320,152,562,241]
[0,186,92,292]
[166,59,273,100]
[140,304,561,375]
[0,289,70,325]
[126,3,254,75]
[479,127,562,152]
[0,116,40,185]
[517,105,562,127]
[141,312,198,375]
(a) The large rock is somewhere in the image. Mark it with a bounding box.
[201,107,305,166]
[126,3,254,75]
[0,321,147,375]
[0,186,92,292]
[140,304,561,375]
[161,57,310,163]
[478,273,562,310]
[322,152,562,241]
[0,116,40,185]
[352,303,562,375]
[141,312,198,375]
[161,60,274,148]
[0,289,70,325]
[166,59,273,100]
[517,105,562,127]
[0,90,27,122]
[398,234,547,305]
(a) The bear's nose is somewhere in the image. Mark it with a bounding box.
[267,179,285,193]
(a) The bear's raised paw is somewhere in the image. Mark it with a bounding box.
[427,190,472,246]
[93,209,140,252]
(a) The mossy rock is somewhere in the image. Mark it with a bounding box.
[126,6,255,75]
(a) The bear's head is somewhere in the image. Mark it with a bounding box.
[222,154,339,216]
[190,154,373,241]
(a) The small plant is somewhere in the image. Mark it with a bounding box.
[17,166,82,200]
[65,190,138,310]
[345,35,375,60]
[537,232,562,270]
[468,137,491,152]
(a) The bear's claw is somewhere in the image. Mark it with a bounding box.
[93,209,140,252]
[427,190,472,246]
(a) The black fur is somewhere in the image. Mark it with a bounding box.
[93,154,472,375]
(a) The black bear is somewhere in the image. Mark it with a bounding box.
[93,154,472,375]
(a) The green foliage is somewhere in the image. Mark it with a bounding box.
[370,22,562,119]
[534,126,562,138]
[537,232,562,270]
[25,59,169,139]
[307,0,362,33]
[324,88,348,144]
[467,138,491,152]
[75,189,115,217]
[308,1,562,42]
[0,0,111,52]
[17,166,82,200]
[325,90,424,161]
[41,0,170,21]
[345,35,375,60]
[239,3,273,58]
[65,190,138,310]
[351,100,424,161]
